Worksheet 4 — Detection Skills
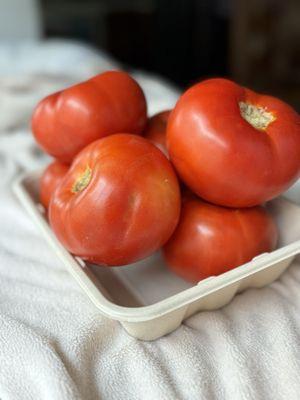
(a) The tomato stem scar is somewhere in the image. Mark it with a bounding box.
[72,166,92,193]
[239,102,276,130]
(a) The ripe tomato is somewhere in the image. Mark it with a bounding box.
[167,78,300,207]
[32,71,147,164]
[163,195,278,282]
[143,110,171,156]
[40,160,69,209]
[49,134,181,266]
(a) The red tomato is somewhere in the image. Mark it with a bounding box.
[143,110,171,156]
[32,71,147,164]
[163,196,278,282]
[49,134,181,266]
[40,161,69,209]
[167,78,300,207]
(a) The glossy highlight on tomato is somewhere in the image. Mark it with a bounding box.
[32,71,147,163]
[163,195,278,282]
[143,110,171,156]
[40,160,69,209]
[167,78,300,207]
[49,134,181,266]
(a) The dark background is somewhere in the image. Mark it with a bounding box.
[40,0,300,109]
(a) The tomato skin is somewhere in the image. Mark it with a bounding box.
[32,71,147,164]
[40,161,69,209]
[167,78,300,207]
[143,110,171,156]
[163,196,278,282]
[49,134,181,266]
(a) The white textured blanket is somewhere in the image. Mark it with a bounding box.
[0,40,300,400]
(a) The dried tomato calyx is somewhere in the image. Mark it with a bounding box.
[239,102,276,130]
[72,166,92,193]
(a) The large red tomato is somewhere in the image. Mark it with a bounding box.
[32,71,147,163]
[167,78,300,207]
[49,134,181,266]
[40,160,69,209]
[163,196,278,282]
[143,110,171,156]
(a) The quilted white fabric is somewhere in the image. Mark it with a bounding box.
[0,40,300,400]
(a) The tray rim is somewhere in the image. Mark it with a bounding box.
[12,171,300,323]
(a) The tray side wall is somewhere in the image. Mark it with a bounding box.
[121,257,293,340]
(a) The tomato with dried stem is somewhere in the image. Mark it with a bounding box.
[167,78,300,207]
[49,134,181,266]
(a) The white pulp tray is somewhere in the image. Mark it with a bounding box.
[13,171,300,340]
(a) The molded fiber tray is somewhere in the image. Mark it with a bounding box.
[13,171,300,340]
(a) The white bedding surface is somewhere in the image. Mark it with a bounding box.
[0,40,300,400]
